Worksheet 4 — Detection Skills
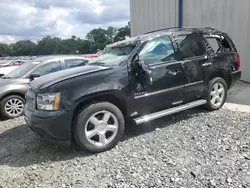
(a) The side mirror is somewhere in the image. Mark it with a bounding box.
[29,74,40,81]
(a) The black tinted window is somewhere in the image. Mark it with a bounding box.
[139,36,176,65]
[64,59,88,69]
[177,34,206,58]
[32,61,62,76]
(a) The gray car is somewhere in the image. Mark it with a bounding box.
[0,55,89,119]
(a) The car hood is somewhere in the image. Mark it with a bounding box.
[31,65,112,91]
[0,78,29,87]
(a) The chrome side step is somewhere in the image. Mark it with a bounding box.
[134,100,207,125]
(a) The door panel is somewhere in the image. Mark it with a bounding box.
[182,55,209,102]
[134,61,186,115]
[175,33,210,102]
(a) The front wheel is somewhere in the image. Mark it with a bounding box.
[0,95,25,119]
[204,77,228,111]
[74,102,125,153]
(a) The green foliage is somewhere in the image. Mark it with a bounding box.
[10,40,37,56]
[114,25,131,42]
[0,43,11,57]
[1,23,131,57]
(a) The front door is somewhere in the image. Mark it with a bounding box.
[132,35,187,115]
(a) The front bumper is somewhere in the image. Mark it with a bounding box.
[230,70,242,89]
[24,105,73,147]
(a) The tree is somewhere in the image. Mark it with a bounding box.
[0,44,11,57]
[106,26,117,43]
[77,39,92,54]
[10,40,37,56]
[37,36,63,55]
[114,25,131,42]
[86,28,110,52]
[0,23,131,57]
[61,38,79,54]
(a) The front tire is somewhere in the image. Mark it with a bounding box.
[204,77,227,111]
[74,102,125,153]
[0,95,25,119]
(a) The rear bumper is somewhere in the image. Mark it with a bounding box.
[230,70,241,89]
[24,105,73,147]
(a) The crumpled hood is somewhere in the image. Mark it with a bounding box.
[31,65,111,90]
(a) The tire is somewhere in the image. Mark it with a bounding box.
[0,95,25,119]
[74,102,125,153]
[204,77,228,111]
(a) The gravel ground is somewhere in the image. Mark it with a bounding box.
[0,82,250,188]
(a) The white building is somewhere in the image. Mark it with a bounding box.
[130,0,250,82]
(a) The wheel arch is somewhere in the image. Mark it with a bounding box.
[0,91,26,102]
[71,90,129,136]
[210,70,231,90]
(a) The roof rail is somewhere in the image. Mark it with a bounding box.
[145,27,181,34]
[145,27,219,35]
[201,27,218,31]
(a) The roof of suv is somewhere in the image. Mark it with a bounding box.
[110,27,224,48]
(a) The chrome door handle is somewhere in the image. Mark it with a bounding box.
[202,62,212,67]
[168,70,177,75]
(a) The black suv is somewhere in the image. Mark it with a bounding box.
[24,27,241,153]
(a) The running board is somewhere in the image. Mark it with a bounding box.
[134,100,207,125]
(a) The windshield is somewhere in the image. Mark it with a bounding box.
[4,61,40,78]
[88,45,137,67]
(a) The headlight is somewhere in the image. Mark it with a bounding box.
[37,93,61,111]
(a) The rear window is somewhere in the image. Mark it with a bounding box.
[205,35,233,53]
[206,38,220,53]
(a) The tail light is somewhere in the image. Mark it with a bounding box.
[236,52,240,70]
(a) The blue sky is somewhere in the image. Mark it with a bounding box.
[0,0,130,44]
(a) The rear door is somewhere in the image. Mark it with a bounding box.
[176,33,210,102]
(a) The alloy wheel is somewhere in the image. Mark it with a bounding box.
[210,83,225,107]
[4,98,24,117]
[85,110,119,147]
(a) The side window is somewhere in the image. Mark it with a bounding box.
[206,36,232,53]
[176,34,206,59]
[32,61,62,76]
[64,59,88,69]
[206,38,220,53]
[139,36,176,65]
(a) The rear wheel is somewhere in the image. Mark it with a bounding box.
[0,95,25,119]
[204,77,227,111]
[74,102,125,153]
